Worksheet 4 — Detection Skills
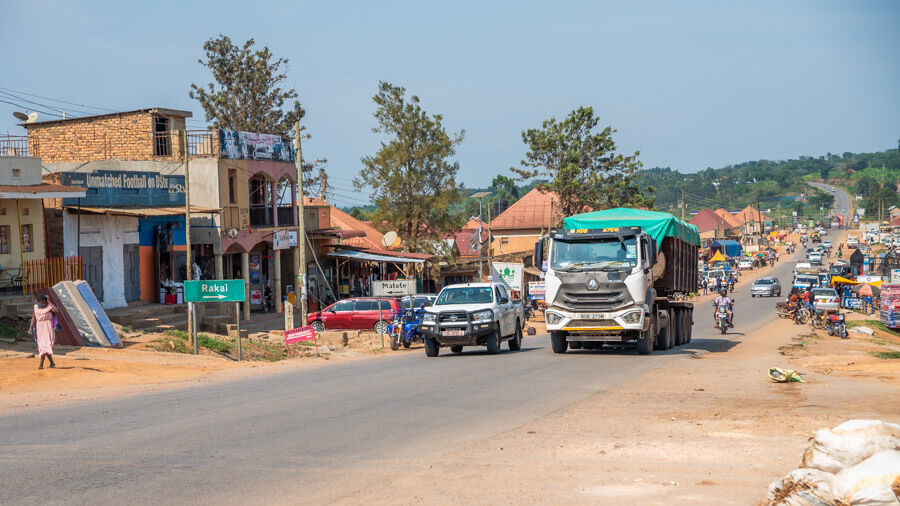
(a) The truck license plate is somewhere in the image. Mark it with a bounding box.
[579,313,604,320]
[442,330,465,336]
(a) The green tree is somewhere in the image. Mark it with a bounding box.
[512,106,653,218]
[355,82,465,254]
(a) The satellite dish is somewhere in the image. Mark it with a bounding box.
[224,228,239,239]
[382,231,398,248]
[392,235,401,248]
[13,112,28,121]
[27,112,38,123]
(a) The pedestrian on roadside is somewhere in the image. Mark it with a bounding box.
[29,294,57,370]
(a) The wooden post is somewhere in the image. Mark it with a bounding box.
[236,302,242,361]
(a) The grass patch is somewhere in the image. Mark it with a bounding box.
[198,334,233,352]
[869,351,900,359]
[0,321,18,340]
[163,329,190,340]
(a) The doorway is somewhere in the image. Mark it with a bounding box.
[80,246,103,301]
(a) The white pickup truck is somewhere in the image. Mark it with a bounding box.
[419,282,525,356]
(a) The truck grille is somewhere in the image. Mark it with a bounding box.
[558,290,631,311]
[439,311,469,323]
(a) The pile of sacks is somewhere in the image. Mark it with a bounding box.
[767,419,900,505]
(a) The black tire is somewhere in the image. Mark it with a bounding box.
[637,308,656,355]
[485,329,500,354]
[686,308,693,343]
[390,334,400,351]
[508,323,522,351]
[550,331,568,354]
[311,321,325,333]
[450,345,463,354]
[402,339,411,349]
[720,320,727,335]
[424,337,440,357]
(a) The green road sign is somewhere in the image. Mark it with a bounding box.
[183,280,246,303]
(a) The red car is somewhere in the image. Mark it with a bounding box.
[307,297,398,333]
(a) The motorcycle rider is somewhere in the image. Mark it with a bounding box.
[712,288,734,329]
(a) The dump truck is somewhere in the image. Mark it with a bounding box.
[534,208,700,355]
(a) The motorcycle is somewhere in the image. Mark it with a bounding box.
[792,306,810,325]
[714,304,731,334]
[388,307,424,350]
[775,302,792,319]
[809,310,826,329]
[825,312,849,339]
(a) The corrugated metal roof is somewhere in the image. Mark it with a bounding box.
[328,249,426,264]
[63,205,220,217]
[0,183,86,198]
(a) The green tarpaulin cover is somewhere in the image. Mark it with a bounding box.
[562,208,701,250]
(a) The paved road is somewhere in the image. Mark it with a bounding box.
[0,258,800,505]
[808,181,853,222]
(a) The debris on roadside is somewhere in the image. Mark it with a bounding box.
[768,367,806,383]
[850,326,875,336]
[767,420,900,505]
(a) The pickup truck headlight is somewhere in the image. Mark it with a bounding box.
[546,311,563,325]
[422,313,436,324]
[471,310,493,321]
[621,310,642,324]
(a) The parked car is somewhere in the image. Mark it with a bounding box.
[738,258,754,270]
[419,282,524,356]
[751,277,781,297]
[811,287,840,312]
[307,297,399,333]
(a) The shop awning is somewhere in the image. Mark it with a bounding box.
[328,249,426,264]
[524,266,544,277]
[0,183,86,199]
[64,205,221,217]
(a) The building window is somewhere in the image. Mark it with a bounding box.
[11,169,20,177]
[154,116,171,156]
[228,169,236,204]
[500,237,509,245]
[22,207,29,216]
[0,225,8,254]
[0,208,5,216]
[21,224,33,252]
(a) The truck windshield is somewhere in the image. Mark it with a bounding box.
[435,287,493,305]
[551,236,638,270]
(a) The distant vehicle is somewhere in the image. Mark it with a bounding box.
[811,288,840,312]
[751,277,781,297]
[794,274,819,290]
[823,241,833,249]
[809,252,823,265]
[738,258,754,270]
[846,236,859,248]
[705,270,726,290]
[398,294,437,308]
[307,297,400,333]
[794,262,812,274]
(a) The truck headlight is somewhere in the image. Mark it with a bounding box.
[546,312,563,325]
[422,313,436,323]
[471,310,493,321]
[621,310,642,324]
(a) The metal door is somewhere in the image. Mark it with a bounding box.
[123,244,140,302]
[80,246,103,301]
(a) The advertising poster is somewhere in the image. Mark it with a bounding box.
[491,262,524,291]
[219,129,294,162]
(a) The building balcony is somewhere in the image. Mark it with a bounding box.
[0,135,28,157]
[277,205,296,226]
[249,204,273,228]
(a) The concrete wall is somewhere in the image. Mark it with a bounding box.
[0,198,47,269]
[63,211,139,309]
[0,156,42,185]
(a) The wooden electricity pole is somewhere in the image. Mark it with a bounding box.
[183,131,196,355]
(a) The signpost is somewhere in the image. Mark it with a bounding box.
[284,325,319,356]
[184,280,247,360]
[372,280,415,297]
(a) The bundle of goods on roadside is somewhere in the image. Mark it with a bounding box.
[767,419,900,505]
[880,284,900,330]
[35,280,121,348]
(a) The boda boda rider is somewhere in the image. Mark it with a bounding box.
[712,288,734,329]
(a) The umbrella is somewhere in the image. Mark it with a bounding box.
[852,284,881,296]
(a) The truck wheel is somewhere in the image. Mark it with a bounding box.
[637,309,656,355]
[686,308,693,343]
[485,329,500,354]
[424,337,440,357]
[508,323,522,351]
[390,334,400,351]
[450,345,463,354]
[673,309,683,346]
[550,331,568,354]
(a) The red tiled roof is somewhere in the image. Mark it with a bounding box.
[328,206,386,250]
[714,208,743,227]
[462,218,483,230]
[454,229,488,257]
[689,208,735,233]
[734,205,767,223]
[490,188,560,230]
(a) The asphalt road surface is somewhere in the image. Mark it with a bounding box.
[808,181,853,222]
[0,257,800,505]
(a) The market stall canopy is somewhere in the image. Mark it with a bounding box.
[328,249,426,264]
[562,208,700,250]
[831,276,858,285]
[852,283,881,296]
[709,250,727,263]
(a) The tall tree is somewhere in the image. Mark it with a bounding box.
[355,82,465,254]
[190,34,324,194]
[511,106,653,218]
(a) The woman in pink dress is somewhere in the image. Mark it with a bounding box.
[29,294,57,369]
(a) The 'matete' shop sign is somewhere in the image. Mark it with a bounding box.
[62,170,185,207]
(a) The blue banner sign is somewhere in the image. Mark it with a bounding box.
[62,170,185,207]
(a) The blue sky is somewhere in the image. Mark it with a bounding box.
[1,1,898,208]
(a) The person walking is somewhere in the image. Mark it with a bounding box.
[29,294,57,370]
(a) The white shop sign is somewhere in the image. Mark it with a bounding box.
[372,280,415,297]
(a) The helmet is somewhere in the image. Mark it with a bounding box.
[720,288,728,296]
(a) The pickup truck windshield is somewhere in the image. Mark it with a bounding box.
[551,236,638,270]
[435,287,493,305]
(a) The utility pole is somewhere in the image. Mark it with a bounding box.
[681,189,686,221]
[183,131,196,355]
[756,196,762,236]
[294,122,308,327]
[319,168,328,202]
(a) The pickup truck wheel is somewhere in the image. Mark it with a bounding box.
[450,345,463,354]
[424,337,440,357]
[508,323,522,351]
[550,331,568,354]
[485,329,500,354]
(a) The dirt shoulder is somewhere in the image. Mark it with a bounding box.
[336,308,899,504]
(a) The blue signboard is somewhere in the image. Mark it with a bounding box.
[61,171,185,207]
